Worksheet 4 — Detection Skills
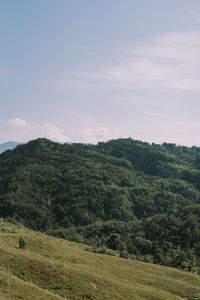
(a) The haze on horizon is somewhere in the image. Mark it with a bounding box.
[1,0,200,146]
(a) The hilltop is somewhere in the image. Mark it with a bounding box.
[0,220,200,300]
[0,138,200,271]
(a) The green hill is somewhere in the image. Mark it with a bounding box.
[1,220,200,300]
[1,138,200,271]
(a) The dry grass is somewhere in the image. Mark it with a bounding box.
[0,221,200,300]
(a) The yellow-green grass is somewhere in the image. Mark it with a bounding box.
[0,221,200,300]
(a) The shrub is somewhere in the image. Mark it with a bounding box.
[19,236,27,249]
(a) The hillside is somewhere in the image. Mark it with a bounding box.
[1,220,200,300]
[1,138,200,271]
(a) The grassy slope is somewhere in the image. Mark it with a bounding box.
[0,221,200,300]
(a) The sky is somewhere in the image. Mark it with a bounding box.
[1,0,200,146]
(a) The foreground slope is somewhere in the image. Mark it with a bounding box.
[0,221,200,300]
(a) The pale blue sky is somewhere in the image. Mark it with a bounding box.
[1,0,200,145]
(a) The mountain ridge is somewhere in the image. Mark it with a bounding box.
[0,141,19,154]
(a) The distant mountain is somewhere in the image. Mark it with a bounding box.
[0,141,19,153]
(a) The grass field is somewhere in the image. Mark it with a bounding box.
[0,220,200,300]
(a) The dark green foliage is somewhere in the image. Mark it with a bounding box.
[19,236,27,249]
[1,138,200,272]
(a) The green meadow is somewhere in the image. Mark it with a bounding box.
[0,221,200,300]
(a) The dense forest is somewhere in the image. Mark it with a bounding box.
[1,138,200,272]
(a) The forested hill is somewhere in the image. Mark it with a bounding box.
[1,138,200,272]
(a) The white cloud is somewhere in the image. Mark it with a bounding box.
[80,126,121,144]
[81,126,108,144]
[41,123,69,143]
[7,118,69,143]
[80,31,200,91]
[9,118,29,128]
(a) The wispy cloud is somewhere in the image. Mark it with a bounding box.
[81,126,108,144]
[9,118,30,128]
[190,11,200,22]
[31,78,104,91]
[0,72,12,79]
[64,107,93,126]
[78,31,200,91]
[80,126,120,144]
[142,110,165,117]
[8,118,69,143]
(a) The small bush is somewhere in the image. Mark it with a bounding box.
[119,250,129,259]
[19,236,27,249]
[106,250,116,256]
